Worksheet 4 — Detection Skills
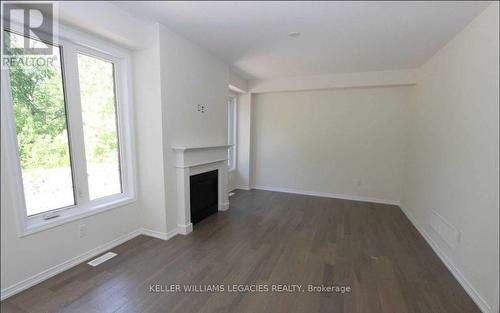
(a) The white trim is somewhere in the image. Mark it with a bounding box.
[0,227,182,301]
[177,223,193,235]
[227,94,237,171]
[493,282,499,313]
[20,197,136,237]
[62,41,91,211]
[252,185,400,206]
[220,202,230,211]
[1,24,137,237]
[174,158,228,169]
[172,146,231,233]
[0,68,28,234]
[399,205,493,313]
[234,185,251,191]
[172,145,232,152]
[141,228,178,241]
[0,228,141,301]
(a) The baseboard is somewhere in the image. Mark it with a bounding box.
[0,226,184,301]
[399,205,493,313]
[219,202,230,211]
[0,228,142,301]
[235,185,251,191]
[3,203,488,312]
[140,228,178,241]
[252,185,400,206]
[177,223,193,235]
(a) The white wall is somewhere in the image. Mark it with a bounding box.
[236,93,253,189]
[0,177,141,293]
[251,86,413,204]
[228,171,237,192]
[228,92,253,191]
[158,24,229,232]
[0,6,231,298]
[133,24,168,234]
[229,70,248,93]
[1,3,497,311]
[0,4,148,297]
[0,108,141,295]
[58,1,155,50]
[401,3,499,312]
[1,160,140,291]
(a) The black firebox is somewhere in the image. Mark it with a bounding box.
[190,170,218,225]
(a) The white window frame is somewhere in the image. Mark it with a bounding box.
[1,24,137,236]
[227,93,237,171]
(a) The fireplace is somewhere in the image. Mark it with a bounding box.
[190,170,218,224]
[172,145,231,234]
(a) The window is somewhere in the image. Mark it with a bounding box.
[6,32,75,217]
[228,94,237,170]
[2,28,135,235]
[78,53,122,200]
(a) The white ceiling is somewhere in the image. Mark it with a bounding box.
[114,1,490,80]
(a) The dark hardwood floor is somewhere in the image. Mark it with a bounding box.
[1,189,480,313]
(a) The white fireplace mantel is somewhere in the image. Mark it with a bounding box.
[172,144,232,235]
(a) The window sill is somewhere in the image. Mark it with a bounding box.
[19,196,137,237]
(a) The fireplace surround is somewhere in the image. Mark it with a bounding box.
[172,145,231,234]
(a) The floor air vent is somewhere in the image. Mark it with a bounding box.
[87,252,117,267]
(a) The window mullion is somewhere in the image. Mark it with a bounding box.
[61,43,90,207]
